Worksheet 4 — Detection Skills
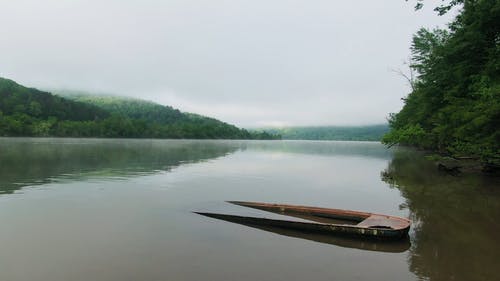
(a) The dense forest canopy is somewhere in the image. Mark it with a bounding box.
[0,78,109,121]
[59,92,186,123]
[0,78,279,139]
[263,125,388,141]
[383,0,499,166]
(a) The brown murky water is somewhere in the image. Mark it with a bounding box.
[0,138,498,281]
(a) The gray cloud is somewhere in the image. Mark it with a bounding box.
[0,0,456,127]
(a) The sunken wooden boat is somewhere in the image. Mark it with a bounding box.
[196,201,411,240]
[196,211,411,252]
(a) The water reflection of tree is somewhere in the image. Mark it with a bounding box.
[381,149,500,281]
[251,140,392,160]
[0,139,240,195]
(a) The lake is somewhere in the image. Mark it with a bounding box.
[0,138,498,281]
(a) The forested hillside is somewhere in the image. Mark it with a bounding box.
[383,0,499,166]
[61,93,185,123]
[0,78,109,121]
[0,77,110,136]
[263,125,388,141]
[63,93,279,139]
[0,78,279,139]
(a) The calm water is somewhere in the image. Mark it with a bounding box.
[0,138,498,281]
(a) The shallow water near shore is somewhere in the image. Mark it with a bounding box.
[0,138,498,281]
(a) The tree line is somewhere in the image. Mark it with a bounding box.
[263,125,389,141]
[0,78,280,139]
[383,0,499,166]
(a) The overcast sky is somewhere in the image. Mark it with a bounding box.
[0,0,456,127]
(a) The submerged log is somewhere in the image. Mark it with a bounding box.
[437,161,462,175]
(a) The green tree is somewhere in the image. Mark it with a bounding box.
[385,0,500,165]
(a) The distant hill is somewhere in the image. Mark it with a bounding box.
[59,92,279,139]
[0,78,278,139]
[0,77,109,121]
[262,125,389,141]
[58,92,186,123]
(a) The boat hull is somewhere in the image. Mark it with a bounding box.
[196,212,410,240]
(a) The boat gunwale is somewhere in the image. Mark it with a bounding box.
[227,201,411,231]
